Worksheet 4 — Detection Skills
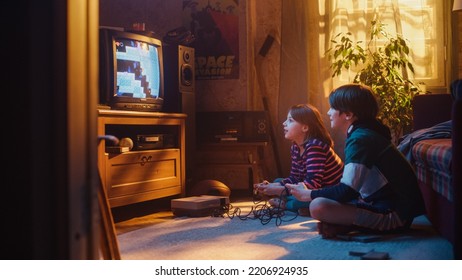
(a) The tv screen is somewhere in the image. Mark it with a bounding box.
[99,28,164,111]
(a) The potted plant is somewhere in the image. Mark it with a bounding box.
[326,19,422,143]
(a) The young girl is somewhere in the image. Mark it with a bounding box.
[287,84,426,238]
[254,103,343,214]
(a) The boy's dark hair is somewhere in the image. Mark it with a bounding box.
[328,83,379,121]
[289,103,334,147]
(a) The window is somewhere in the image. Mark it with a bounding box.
[327,0,447,89]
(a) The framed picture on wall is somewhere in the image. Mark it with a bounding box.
[182,0,239,80]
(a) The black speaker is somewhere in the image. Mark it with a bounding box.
[163,44,196,187]
[196,111,270,143]
[163,45,195,112]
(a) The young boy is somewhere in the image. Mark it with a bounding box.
[287,84,425,238]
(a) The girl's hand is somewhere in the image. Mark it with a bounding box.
[253,180,269,194]
[254,182,284,196]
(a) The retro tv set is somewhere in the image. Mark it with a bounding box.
[99,28,164,111]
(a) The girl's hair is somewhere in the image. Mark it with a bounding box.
[289,103,334,147]
[328,83,379,121]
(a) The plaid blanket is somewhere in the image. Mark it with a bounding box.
[412,138,453,201]
[398,120,452,162]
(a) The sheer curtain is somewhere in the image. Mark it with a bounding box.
[326,0,447,89]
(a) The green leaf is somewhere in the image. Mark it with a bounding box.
[326,19,419,144]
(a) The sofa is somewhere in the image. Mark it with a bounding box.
[399,91,461,259]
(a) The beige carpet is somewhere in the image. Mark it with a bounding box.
[116,199,454,260]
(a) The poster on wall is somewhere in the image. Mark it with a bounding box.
[182,0,239,80]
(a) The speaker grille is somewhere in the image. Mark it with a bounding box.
[179,45,194,93]
[162,45,195,112]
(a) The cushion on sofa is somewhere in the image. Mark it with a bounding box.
[412,94,453,130]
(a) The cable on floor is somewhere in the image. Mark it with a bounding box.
[211,191,299,226]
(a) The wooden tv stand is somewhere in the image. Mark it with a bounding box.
[97,109,186,208]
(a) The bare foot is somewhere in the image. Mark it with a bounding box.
[317,222,356,239]
[268,198,286,209]
[298,208,311,217]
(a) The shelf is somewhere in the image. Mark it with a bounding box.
[98,110,186,207]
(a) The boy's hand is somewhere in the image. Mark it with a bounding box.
[286,183,312,202]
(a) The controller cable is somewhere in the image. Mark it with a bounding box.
[211,189,299,226]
